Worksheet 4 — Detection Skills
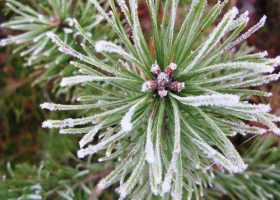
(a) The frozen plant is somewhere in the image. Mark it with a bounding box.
[0,0,113,85]
[40,0,280,199]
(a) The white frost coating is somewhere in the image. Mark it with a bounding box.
[255,114,280,135]
[44,102,133,130]
[212,156,239,173]
[154,162,162,184]
[46,32,83,60]
[196,61,274,74]
[115,0,133,26]
[87,32,92,37]
[261,51,269,57]
[38,14,49,24]
[79,123,103,148]
[121,104,136,132]
[78,145,100,158]
[224,120,267,134]
[0,38,6,46]
[145,115,155,163]
[213,73,280,89]
[192,139,217,157]
[105,147,112,156]
[95,40,126,55]
[59,127,91,134]
[24,194,42,199]
[228,103,271,114]
[30,183,42,190]
[262,73,280,84]
[40,102,55,111]
[162,152,178,194]
[226,10,249,32]
[169,63,177,70]
[193,71,249,85]
[98,181,106,189]
[60,75,126,87]
[141,81,157,92]
[65,18,74,26]
[158,72,170,83]
[141,82,149,92]
[233,50,267,61]
[220,0,229,10]
[149,166,159,195]
[158,89,168,97]
[150,63,160,73]
[61,76,93,86]
[42,118,74,129]
[63,28,73,34]
[150,182,158,195]
[78,130,128,158]
[120,96,149,132]
[224,15,267,51]
[232,50,268,61]
[98,158,132,190]
[145,138,155,163]
[16,39,26,44]
[58,46,82,59]
[265,56,280,67]
[263,113,280,122]
[171,93,240,107]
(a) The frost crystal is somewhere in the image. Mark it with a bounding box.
[120,105,136,132]
[171,93,240,107]
[95,40,126,54]
[46,32,83,60]
[162,152,178,194]
[42,118,74,129]
[40,102,55,111]
[145,116,155,163]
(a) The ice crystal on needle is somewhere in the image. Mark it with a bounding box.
[40,0,280,199]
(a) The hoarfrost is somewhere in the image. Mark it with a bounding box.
[120,104,136,132]
[171,93,240,107]
[42,118,74,129]
[95,40,126,55]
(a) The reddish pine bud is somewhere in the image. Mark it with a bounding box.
[158,88,168,97]
[141,80,158,92]
[150,63,161,75]
[169,81,185,91]
[165,63,177,77]
[157,72,170,87]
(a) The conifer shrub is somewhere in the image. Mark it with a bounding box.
[4,0,280,199]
